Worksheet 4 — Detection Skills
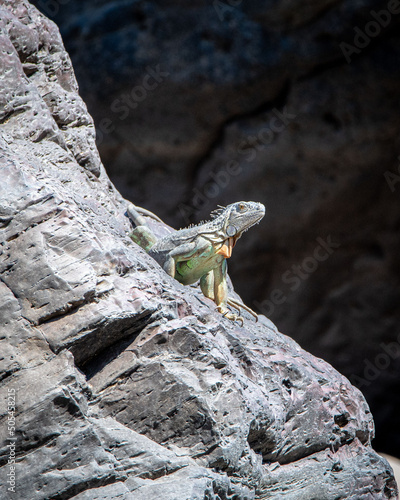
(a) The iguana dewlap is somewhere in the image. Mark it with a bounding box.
[127,201,265,324]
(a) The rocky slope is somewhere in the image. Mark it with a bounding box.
[29,0,400,456]
[0,1,398,499]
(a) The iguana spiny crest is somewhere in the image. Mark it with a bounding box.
[188,201,265,258]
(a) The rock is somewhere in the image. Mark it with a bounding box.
[0,1,398,499]
[30,0,400,457]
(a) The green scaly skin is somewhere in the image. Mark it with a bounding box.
[127,201,265,324]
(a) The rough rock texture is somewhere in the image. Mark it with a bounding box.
[0,2,398,499]
[30,0,400,457]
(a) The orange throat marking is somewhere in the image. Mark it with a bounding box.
[216,237,237,259]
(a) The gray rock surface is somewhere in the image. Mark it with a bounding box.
[32,0,400,456]
[0,1,398,499]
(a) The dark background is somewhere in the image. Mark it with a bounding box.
[31,0,400,456]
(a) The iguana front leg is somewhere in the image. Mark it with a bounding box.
[162,238,211,278]
[200,261,244,325]
[163,241,198,277]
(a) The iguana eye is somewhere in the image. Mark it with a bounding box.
[238,203,247,212]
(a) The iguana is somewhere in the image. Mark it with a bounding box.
[127,201,265,324]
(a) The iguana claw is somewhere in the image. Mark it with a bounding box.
[217,306,244,326]
[227,298,258,322]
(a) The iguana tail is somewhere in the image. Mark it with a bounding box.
[126,204,148,227]
[127,204,164,225]
[126,203,159,252]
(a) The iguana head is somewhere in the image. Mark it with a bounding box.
[210,201,265,257]
[221,200,265,235]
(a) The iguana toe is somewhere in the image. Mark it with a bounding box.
[217,306,244,326]
[227,298,258,321]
